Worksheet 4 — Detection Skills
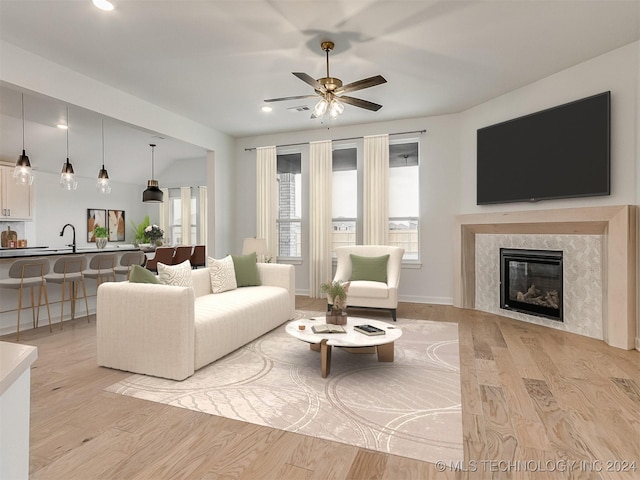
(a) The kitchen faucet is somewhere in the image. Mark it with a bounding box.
[60,223,76,253]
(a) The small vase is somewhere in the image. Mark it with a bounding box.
[96,237,108,249]
[326,310,347,325]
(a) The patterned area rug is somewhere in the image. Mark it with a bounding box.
[105,312,463,464]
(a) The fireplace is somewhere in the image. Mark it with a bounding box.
[500,248,563,321]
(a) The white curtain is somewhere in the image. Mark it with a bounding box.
[181,186,191,245]
[256,146,278,259]
[309,140,333,298]
[159,187,170,242]
[198,186,207,245]
[363,134,389,245]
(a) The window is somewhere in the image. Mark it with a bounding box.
[389,142,419,260]
[332,147,357,251]
[277,152,302,257]
[167,188,198,245]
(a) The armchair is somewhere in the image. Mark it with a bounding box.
[330,245,404,321]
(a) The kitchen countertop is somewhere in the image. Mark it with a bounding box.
[0,245,141,259]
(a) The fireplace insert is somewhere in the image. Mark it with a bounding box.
[500,248,563,321]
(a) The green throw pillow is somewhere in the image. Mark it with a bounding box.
[231,252,261,287]
[350,254,390,283]
[129,264,159,284]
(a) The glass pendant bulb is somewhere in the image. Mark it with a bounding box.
[329,98,345,119]
[13,93,34,185]
[96,119,111,194]
[60,107,77,190]
[313,97,329,117]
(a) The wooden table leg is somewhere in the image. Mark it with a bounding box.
[320,339,332,378]
[377,342,394,362]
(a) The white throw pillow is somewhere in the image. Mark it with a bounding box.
[157,259,193,288]
[208,255,237,293]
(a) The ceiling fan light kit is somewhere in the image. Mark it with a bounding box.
[265,40,386,119]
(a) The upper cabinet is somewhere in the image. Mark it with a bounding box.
[0,165,33,220]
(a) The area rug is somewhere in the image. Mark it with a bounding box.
[105,312,463,464]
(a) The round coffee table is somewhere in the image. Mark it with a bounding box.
[286,316,402,378]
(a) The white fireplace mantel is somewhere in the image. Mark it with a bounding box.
[454,205,637,350]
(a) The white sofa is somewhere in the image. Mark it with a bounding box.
[96,263,295,380]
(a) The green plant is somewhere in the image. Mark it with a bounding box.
[320,280,350,312]
[94,226,108,238]
[130,215,150,242]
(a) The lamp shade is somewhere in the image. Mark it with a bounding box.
[142,181,163,203]
[242,237,268,256]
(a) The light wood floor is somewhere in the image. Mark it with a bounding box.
[3,298,639,479]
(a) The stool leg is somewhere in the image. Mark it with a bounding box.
[42,283,52,332]
[60,280,67,330]
[79,277,89,323]
[30,285,36,328]
[16,286,24,342]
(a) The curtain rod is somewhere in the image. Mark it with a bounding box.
[244,129,426,152]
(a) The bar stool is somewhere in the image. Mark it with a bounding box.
[114,251,146,280]
[190,245,206,268]
[172,245,193,265]
[0,258,52,341]
[83,253,117,286]
[45,255,90,328]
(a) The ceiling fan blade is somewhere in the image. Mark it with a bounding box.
[264,94,318,103]
[334,75,387,95]
[292,72,325,92]
[339,95,383,112]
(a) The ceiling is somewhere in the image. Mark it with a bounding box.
[0,0,639,183]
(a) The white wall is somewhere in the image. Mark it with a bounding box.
[233,41,639,306]
[459,41,639,214]
[233,114,462,303]
[28,171,153,249]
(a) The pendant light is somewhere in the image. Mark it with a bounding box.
[13,93,34,185]
[60,107,78,190]
[96,119,111,194]
[142,143,163,203]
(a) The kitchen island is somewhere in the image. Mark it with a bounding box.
[0,246,142,338]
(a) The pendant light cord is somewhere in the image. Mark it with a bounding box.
[21,93,25,150]
[101,118,105,169]
[66,107,69,160]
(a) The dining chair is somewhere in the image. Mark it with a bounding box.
[145,246,175,272]
[190,245,206,268]
[172,245,193,265]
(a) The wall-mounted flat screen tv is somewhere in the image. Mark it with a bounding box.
[477,91,610,205]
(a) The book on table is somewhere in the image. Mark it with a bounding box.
[354,324,386,336]
[312,324,346,334]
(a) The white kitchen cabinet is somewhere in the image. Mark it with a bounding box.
[0,165,33,220]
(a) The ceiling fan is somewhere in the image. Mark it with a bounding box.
[264,41,387,118]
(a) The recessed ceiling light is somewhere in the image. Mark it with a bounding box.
[261,105,273,113]
[57,124,68,130]
[92,0,115,11]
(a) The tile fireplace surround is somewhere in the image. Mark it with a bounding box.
[453,205,637,350]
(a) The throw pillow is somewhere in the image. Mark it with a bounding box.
[350,254,390,283]
[208,255,237,293]
[157,259,194,288]
[231,252,261,287]
[128,264,159,284]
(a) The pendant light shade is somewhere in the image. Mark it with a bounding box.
[142,143,163,203]
[60,107,78,190]
[96,119,111,194]
[13,93,34,185]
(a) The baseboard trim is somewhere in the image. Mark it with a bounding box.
[636,336,640,351]
[398,295,453,305]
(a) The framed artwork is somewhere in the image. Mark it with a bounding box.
[108,209,126,242]
[87,209,107,242]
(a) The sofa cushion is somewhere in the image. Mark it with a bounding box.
[231,252,261,287]
[208,255,237,293]
[347,280,390,299]
[128,264,159,284]
[157,259,193,288]
[350,254,389,283]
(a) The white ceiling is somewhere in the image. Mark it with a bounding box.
[0,0,639,182]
